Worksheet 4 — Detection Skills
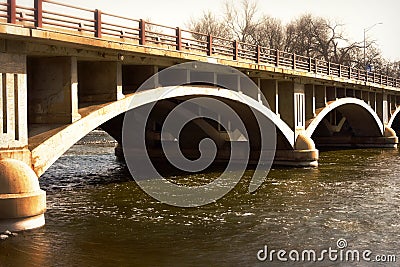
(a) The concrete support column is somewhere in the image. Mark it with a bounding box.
[376,93,384,123]
[260,79,279,115]
[28,56,81,124]
[0,53,30,164]
[305,84,315,120]
[78,61,124,103]
[278,81,295,130]
[275,81,318,166]
[326,86,336,101]
[382,93,389,125]
[293,83,306,135]
[361,90,370,105]
[278,82,306,135]
[389,94,396,115]
[315,85,326,109]
[0,54,46,232]
[355,90,361,99]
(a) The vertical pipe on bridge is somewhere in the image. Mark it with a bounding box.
[176,27,182,51]
[275,50,279,67]
[207,35,213,56]
[94,9,102,38]
[34,0,42,28]
[139,19,146,45]
[292,53,296,70]
[7,0,16,24]
[233,40,238,60]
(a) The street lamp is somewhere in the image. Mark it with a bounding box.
[364,22,383,71]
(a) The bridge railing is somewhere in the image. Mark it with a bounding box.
[0,0,399,89]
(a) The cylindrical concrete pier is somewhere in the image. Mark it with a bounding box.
[0,159,46,232]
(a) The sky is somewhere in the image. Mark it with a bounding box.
[21,0,400,61]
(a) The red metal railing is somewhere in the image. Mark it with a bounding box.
[0,0,399,89]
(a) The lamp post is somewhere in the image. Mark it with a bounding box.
[364,22,383,71]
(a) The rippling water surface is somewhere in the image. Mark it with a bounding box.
[1,132,400,266]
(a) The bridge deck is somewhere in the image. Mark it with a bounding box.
[0,0,398,92]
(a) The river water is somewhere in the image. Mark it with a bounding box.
[1,131,399,266]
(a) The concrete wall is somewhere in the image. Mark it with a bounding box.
[122,65,158,94]
[28,57,80,124]
[305,84,315,120]
[278,81,295,129]
[315,85,326,109]
[78,61,123,102]
[260,79,278,113]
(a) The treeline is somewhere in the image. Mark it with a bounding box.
[187,0,400,78]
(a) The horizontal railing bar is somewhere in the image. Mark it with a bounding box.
[42,20,96,32]
[101,22,139,32]
[43,10,95,22]
[43,0,94,13]
[15,5,35,11]
[101,12,140,23]
[43,16,94,27]
[146,22,176,31]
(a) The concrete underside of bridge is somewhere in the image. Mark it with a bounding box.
[0,27,399,231]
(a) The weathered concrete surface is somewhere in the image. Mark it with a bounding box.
[0,159,46,232]
[0,53,31,166]
[78,61,124,102]
[28,57,81,124]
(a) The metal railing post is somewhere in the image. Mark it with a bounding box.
[207,35,212,56]
[256,45,260,63]
[139,19,146,45]
[233,40,238,60]
[94,9,102,38]
[276,50,279,67]
[328,62,331,75]
[34,0,42,28]
[292,53,296,69]
[176,27,182,51]
[7,0,16,24]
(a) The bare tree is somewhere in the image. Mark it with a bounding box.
[187,11,232,41]
[252,15,285,49]
[223,0,260,43]
[187,4,398,77]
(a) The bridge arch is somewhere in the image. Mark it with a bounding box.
[31,86,295,177]
[388,106,400,128]
[305,98,384,138]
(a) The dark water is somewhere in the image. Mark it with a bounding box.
[1,132,400,266]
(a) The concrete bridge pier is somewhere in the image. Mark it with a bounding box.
[0,53,46,232]
[261,80,318,166]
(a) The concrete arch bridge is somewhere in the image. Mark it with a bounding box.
[0,0,399,231]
